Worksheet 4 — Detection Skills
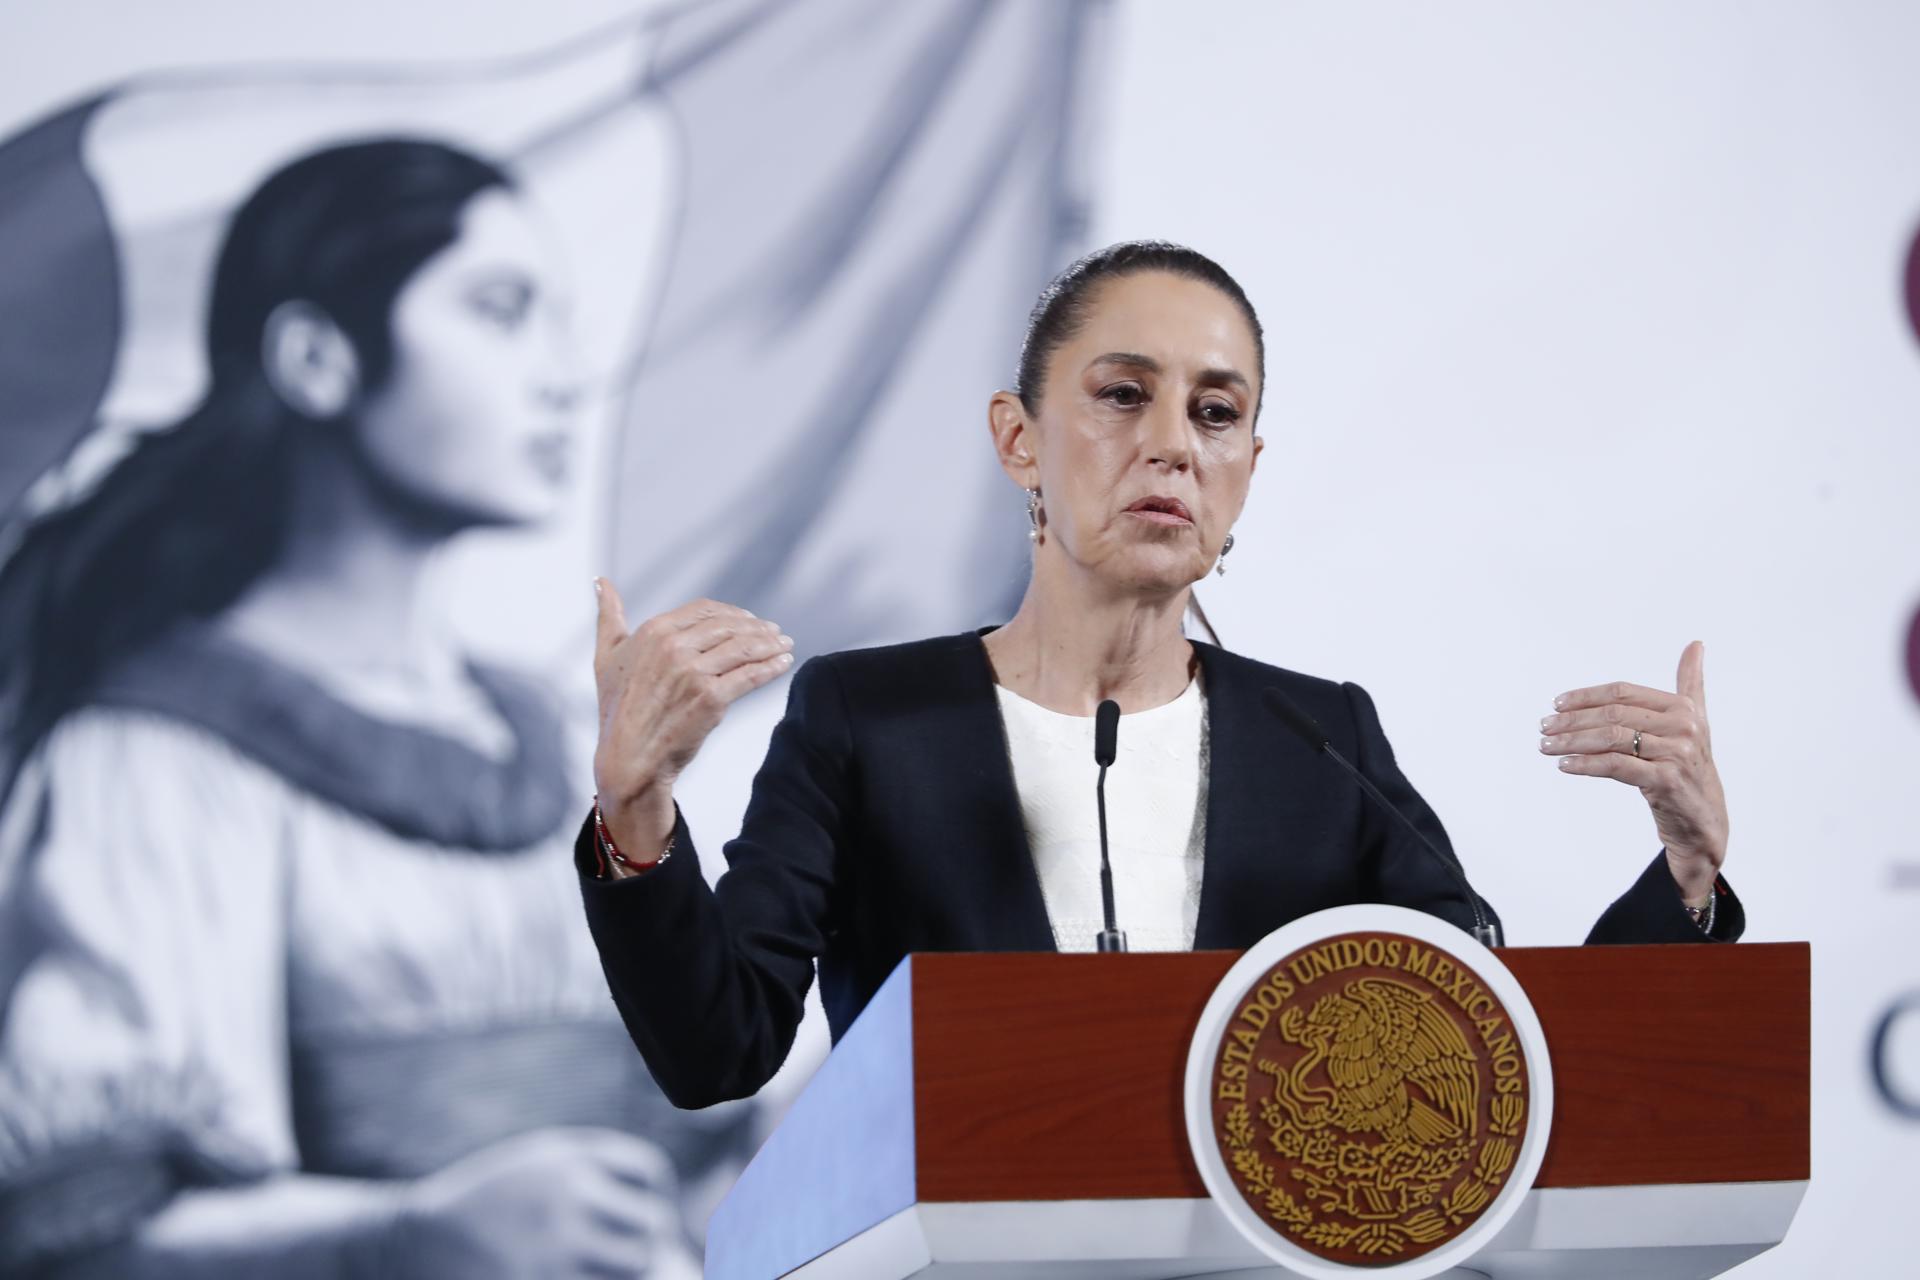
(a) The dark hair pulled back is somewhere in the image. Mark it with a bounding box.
[1013,240,1265,417]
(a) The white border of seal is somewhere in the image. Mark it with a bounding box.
[1183,904,1556,1279]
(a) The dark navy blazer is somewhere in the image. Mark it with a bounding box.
[575,631,1740,1108]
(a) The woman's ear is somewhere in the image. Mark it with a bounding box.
[262,300,360,420]
[987,390,1040,489]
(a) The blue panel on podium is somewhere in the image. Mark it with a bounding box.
[706,956,919,1279]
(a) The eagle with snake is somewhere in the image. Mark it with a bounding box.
[1265,977,1480,1218]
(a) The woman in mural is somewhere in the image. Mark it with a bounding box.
[0,139,742,1277]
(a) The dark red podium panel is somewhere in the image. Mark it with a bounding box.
[908,943,1809,1202]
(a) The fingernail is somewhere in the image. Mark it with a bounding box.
[778,634,794,649]
[1539,716,1554,732]
[1558,757,1575,770]
[1552,694,1567,710]
[1538,737,1552,752]
[592,577,603,597]
[778,651,794,666]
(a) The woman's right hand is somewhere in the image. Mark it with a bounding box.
[591,583,794,856]
[385,1126,697,1278]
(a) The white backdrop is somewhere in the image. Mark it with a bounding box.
[689,5,1920,1273]
[5,2,1915,1276]
[1083,3,1920,1277]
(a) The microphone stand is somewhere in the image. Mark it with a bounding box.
[1094,699,1127,952]
[1261,688,1503,948]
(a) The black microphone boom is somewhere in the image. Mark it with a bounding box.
[1093,699,1126,953]
[1259,687,1503,948]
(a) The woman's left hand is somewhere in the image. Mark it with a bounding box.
[1538,641,1728,903]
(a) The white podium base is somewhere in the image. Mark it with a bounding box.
[782,1181,1805,1280]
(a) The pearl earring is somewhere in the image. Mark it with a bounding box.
[1215,531,1235,576]
[1026,488,1043,543]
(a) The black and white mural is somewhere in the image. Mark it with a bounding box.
[0,2,1101,1273]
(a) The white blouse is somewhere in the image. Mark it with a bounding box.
[994,678,1209,952]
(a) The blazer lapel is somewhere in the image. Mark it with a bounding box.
[956,630,1059,953]
[1191,641,1266,949]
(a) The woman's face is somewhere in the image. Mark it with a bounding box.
[351,188,578,528]
[1002,270,1263,596]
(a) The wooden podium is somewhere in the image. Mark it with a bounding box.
[706,944,1808,1279]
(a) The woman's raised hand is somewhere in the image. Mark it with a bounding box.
[1538,640,1729,903]
[592,581,794,858]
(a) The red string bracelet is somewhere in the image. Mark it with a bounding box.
[593,796,674,877]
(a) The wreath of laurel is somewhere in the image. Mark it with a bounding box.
[1219,1079,1525,1257]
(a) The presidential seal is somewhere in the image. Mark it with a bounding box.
[1185,906,1553,1279]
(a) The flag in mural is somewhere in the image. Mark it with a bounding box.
[600,0,1100,654]
[0,1,1102,1273]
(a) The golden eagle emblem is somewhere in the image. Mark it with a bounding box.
[1210,933,1530,1264]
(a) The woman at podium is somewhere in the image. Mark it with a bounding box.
[579,241,1739,1109]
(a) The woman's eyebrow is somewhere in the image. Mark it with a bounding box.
[1196,367,1250,394]
[1088,351,1161,374]
[1089,351,1248,394]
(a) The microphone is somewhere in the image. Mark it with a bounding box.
[1093,699,1126,953]
[1260,687,1503,948]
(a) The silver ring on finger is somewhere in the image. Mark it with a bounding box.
[1631,728,1643,758]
